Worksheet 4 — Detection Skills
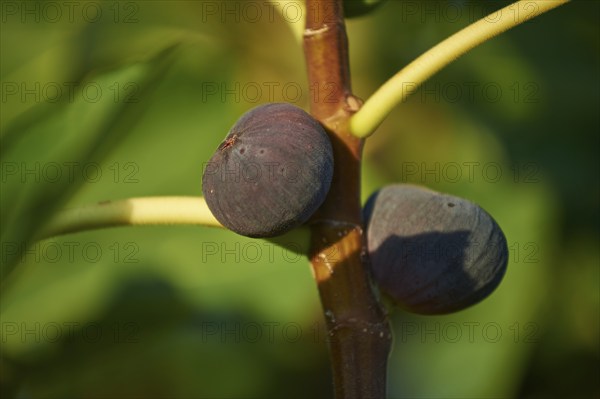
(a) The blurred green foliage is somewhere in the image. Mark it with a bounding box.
[1,1,598,398]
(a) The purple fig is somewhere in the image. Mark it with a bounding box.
[363,184,508,314]
[203,103,333,238]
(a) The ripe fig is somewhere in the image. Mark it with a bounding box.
[202,103,333,238]
[363,184,508,315]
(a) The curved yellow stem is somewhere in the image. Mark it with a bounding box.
[38,196,222,239]
[350,0,570,138]
[269,0,306,44]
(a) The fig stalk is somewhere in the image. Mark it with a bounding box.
[304,0,392,398]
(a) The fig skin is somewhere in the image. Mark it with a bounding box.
[202,103,333,238]
[363,184,508,315]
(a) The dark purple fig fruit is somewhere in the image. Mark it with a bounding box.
[202,103,333,238]
[363,184,508,315]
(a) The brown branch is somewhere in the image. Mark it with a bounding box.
[303,1,392,398]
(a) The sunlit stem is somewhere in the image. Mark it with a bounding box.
[350,0,570,138]
[37,196,222,239]
[269,0,306,44]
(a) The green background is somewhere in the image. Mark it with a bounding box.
[1,1,598,398]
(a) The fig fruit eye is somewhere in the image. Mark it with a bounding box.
[202,103,334,238]
[363,184,508,315]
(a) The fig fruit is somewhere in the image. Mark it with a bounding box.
[202,103,333,238]
[363,184,508,314]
